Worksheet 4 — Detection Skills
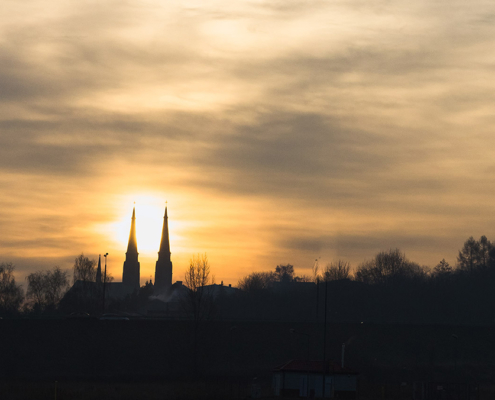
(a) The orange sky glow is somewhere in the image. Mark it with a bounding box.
[2,0,495,286]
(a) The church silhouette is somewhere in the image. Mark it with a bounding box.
[100,205,173,299]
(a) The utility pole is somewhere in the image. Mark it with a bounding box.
[102,253,108,314]
[314,258,320,320]
[322,280,328,398]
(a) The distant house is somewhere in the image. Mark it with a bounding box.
[201,282,241,298]
[273,360,358,398]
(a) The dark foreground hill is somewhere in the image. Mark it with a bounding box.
[1,319,495,384]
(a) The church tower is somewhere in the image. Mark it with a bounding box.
[122,207,140,291]
[154,206,173,292]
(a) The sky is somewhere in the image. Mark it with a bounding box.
[2,0,495,286]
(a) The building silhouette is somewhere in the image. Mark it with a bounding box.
[63,205,175,309]
[118,204,174,295]
[122,207,140,291]
[154,206,173,293]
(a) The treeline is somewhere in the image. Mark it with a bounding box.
[2,235,495,324]
[238,235,495,287]
[0,254,116,316]
[219,235,495,324]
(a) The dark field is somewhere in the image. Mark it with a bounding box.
[2,319,495,398]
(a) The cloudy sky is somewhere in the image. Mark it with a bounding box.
[2,0,495,285]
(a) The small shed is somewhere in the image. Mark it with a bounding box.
[273,360,358,398]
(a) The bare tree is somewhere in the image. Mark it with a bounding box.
[26,271,46,308]
[456,236,493,271]
[26,267,70,311]
[183,253,215,376]
[433,259,452,276]
[184,253,215,321]
[324,260,351,281]
[238,264,312,290]
[58,254,114,315]
[479,236,492,268]
[275,264,295,283]
[73,254,97,283]
[312,259,321,283]
[457,237,481,272]
[185,253,212,292]
[355,249,425,284]
[47,267,70,305]
[238,271,275,292]
[0,262,24,314]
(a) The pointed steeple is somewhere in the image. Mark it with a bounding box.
[123,206,140,291]
[154,205,173,293]
[126,207,138,255]
[96,254,102,284]
[158,206,171,257]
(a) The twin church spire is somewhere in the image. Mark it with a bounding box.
[155,207,173,292]
[122,205,172,292]
[126,207,138,255]
[122,206,140,290]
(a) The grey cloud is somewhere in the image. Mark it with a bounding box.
[1,237,78,252]
[0,255,78,283]
[335,233,448,254]
[0,99,466,219]
[173,110,449,206]
[252,0,329,16]
[0,138,103,176]
[0,110,205,176]
[279,231,452,264]
[279,236,330,254]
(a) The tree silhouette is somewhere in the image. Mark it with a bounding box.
[479,235,492,268]
[184,253,215,322]
[355,248,424,284]
[457,236,492,271]
[275,264,295,283]
[26,271,45,308]
[59,254,114,315]
[237,271,275,292]
[26,267,70,312]
[433,259,452,275]
[324,260,351,281]
[0,262,23,314]
[183,253,215,377]
[73,254,97,283]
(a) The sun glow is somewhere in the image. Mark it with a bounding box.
[110,197,168,255]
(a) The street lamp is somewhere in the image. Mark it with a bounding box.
[102,253,108,314]
[322,279,328,398]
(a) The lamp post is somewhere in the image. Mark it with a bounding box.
[290,328,311,398]
[102,253,108,314]
[322,279,328,399]
[314,258,320,320]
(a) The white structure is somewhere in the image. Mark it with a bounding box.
[273,360,358,398]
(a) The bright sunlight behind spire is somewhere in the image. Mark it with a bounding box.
[110,195,166,255]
